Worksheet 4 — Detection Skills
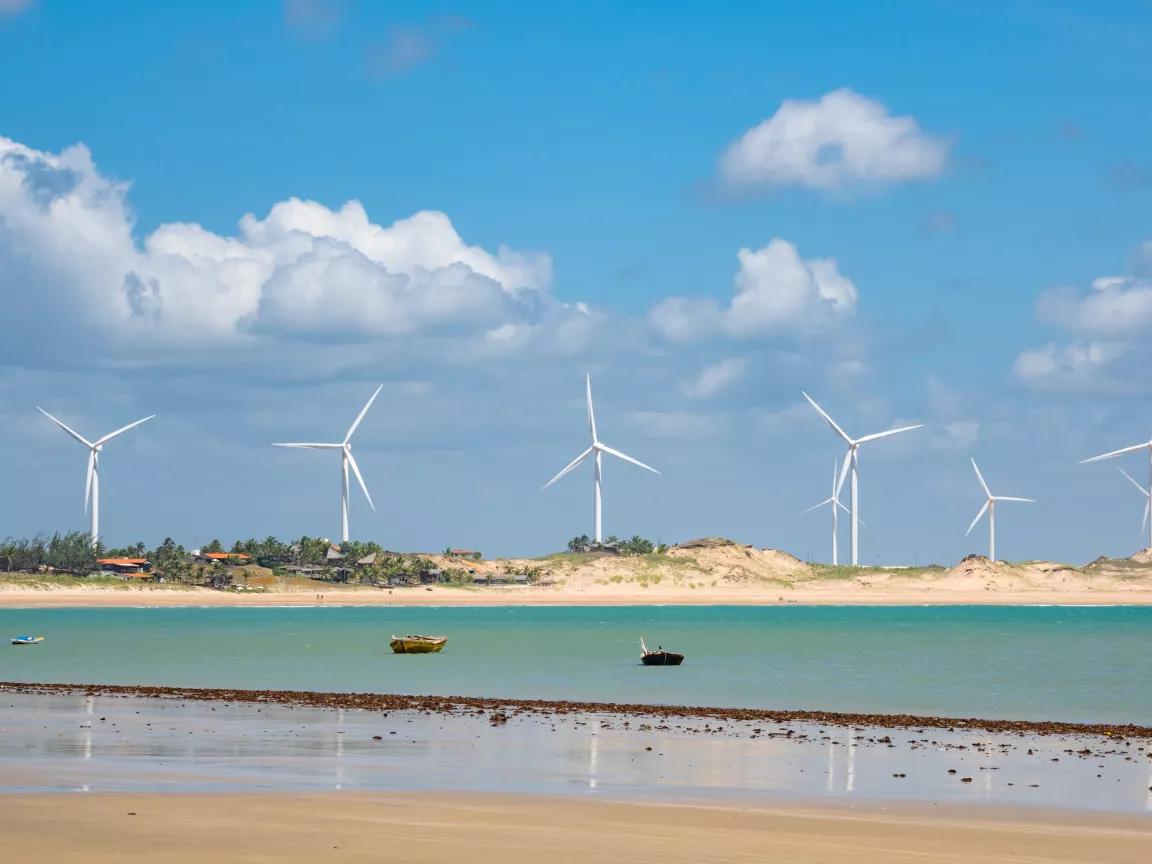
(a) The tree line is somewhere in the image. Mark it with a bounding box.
[566,534,668,555]
[0,533,447,585]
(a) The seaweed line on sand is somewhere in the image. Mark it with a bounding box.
[1,681,1149,740]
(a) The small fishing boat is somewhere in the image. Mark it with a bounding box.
[10,635,44,646]
[390,634,447,654]
[640,637,683,666]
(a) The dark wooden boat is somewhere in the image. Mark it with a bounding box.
[639,637,684,666]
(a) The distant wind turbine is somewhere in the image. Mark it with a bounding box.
[801,392,923,565]
[542,374,659,545]
[1116,468,1151,542]
[273,384,383,543]
[38,407,156,546]
[799,457,859,565]
[1081,439,1152,549]
[965,458,1033,562]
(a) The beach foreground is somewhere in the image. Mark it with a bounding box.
[5,793,1150,864]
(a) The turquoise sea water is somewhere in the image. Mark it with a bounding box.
[0,605,1148,723]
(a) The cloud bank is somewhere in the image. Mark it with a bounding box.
[0,135,562,364]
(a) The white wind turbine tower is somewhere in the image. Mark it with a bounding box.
[799,457,858,565]
[965,458,1034,563]
[38,407,156,546]
[801,392,923,565]
[1116,468,1151,542]
[273,384,383,544]
[1081,438,1152,549]
[542,374,659,545]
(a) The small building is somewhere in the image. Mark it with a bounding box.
[97,557,151,576]
[197,552,252,565]
[355,552,377,567]
[419,568,442,585]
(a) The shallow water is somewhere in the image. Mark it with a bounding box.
[1,605,1149,722]
[2,692,1150,812]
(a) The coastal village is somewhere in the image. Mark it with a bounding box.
[3,531,1152,603]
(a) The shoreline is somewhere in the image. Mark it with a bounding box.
[2,792,1149,863]
[5,586,1152,607]
[4,680,1149,738]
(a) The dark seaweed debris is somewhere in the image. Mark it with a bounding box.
[1,681,1149,739]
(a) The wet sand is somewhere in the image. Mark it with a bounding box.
[3,688,1151,812]
[4,792,1150,863]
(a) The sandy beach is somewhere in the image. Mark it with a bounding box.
[3,583,1152,607]
[4,793,1150,863]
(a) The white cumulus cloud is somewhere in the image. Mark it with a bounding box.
[1014,248,1152,393]
[1036,276,1152,337]
[649,238,858,343]
[0,134,556,359]
[719,88,947,193]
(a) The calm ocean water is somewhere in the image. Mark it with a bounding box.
[0,605,1148,723]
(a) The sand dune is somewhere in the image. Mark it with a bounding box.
[4,539,1152,606]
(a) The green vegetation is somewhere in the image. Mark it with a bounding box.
[0,532,97,574]
[805,564,949,581]
[566,534,669,555]
[0,532,445,589]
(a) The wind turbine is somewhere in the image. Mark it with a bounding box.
[799,457,858,565]
[1116,468,1151,543]
[801,392,923,565]
[273,384,383,544]
[542,374,659,545]
[38,407,156,546]
[1081,439,1152,549]
[964,458,1033,562]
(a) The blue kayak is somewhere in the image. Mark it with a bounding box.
[10,635,44,645]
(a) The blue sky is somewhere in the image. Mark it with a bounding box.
[1,0,1151,563]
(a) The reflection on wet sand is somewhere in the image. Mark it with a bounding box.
[1,692,1150,813]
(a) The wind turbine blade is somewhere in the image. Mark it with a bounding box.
[1143,500,1150,537]
[800,498,834,516]
[542,446,594,490]
[272,442,344,449]
[994,496,1034,503]
[836,500,852,516]
[345,383,384,443]
[84,451,95,514]
[345,449,375,511]
[1080,442,1148,463]
[970,458,991,497]
[599,443,659,475]
[801,392,852,444]
[94,415,156,446]
[586,374,598,443]
[965,501,990,537]
[1118,467,1150,497]
[835,450,852,497]
[857,424,924,444]
[37,408,93,448]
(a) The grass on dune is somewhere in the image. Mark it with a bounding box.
[0,572,184,590]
